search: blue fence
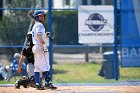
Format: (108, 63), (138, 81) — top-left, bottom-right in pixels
(120, 0), (140, 67)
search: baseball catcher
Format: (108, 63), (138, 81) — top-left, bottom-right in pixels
(16, 31), (36, 88)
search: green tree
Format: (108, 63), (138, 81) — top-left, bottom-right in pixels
(52, 10), (79, 45)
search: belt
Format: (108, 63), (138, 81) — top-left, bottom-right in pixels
(33, 44), (41, 46)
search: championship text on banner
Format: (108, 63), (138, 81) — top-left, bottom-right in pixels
(78, 6), (114, 44)
(121, 0), (140, 67)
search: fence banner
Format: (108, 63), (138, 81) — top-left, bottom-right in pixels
(121, 0), (140, 67)
(78, 5), (114, 44)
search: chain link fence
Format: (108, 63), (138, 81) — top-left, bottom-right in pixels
(0, 0), (139, 83)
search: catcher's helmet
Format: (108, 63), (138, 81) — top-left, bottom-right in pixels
(33, 10), (45, 21)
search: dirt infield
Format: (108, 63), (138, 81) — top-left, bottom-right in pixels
(0, 86), (140, 93)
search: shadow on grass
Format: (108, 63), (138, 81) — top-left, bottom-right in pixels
(53, 69), (68, 74)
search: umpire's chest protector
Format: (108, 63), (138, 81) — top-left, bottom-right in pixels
(27, 33), (33, 45)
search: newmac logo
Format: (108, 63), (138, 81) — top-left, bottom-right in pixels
(85, 13), (107, 32)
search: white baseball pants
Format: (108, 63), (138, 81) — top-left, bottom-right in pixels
(32, 45), (50, 72)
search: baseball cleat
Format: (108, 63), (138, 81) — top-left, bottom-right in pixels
(36, 84), (45, 90)
(45, 83), (57, 90)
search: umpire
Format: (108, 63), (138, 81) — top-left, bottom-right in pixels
(16, 31), (35, 88)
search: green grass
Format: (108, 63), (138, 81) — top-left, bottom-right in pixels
(0, 76), (21, 84)
(120, 67), (140, 80)
(53, 63), (140, 83)
(0, 63), (140, 84)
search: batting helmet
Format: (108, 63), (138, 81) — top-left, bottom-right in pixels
(33, 10), (45, 21)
